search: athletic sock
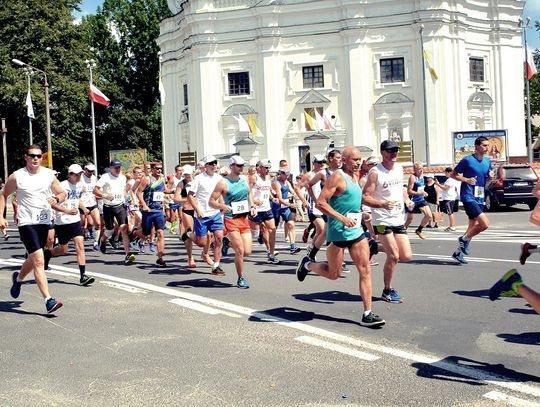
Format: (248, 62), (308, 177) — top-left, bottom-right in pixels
(416, 225), (424, 232)
(310, 246), (320, 259)
(363, 310), (372, 317)
(461, 235), (470, 241)
(529, 244), (539, 252)
(79, 265), (86, 279)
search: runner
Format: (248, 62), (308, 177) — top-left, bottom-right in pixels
(48, 164), (95, 286)
(93, 159), (136, 265)
(518, 178), (540, 264)
(272, 168), (301, 254)
(182, 155), (225, 275)
(209, 155), (256, 288)
(449, 136), (491, 264)
(81, 163), (101, 251)
(295, 146), (385, 327)
(303, 154), (328, 261)
(435, 167), (460, 232)
(135, 162), (174, 266)
(248, 159), (280, 264)
(0, 144), (64, 313)
(174, 164), (197, 268)
(362, 139), (414, 304)
(404, 162), (432, 239)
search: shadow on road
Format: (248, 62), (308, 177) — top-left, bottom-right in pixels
(412, 355), (540, 385)
(0, 300), (55, 318)
(408, 259), (463, 266)
(248, 306), (361, 327)
(497, 332), (540, 345)
(293, 290), (380, 304)
(452, 289), (490, 299)
(167, 278), (234, 289)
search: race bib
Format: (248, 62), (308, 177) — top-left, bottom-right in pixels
(65, 199), (78, 210)
(33, 209), (50, 223)
(260, 191), (270, 203)
(345, 212), (362, 228)
(417, 186), (424, 195)
(392, 201), (404, 215)
(232, 200), (249, 215)
(474, 186), (484, 198)
(153, 191), (164, 202)
(113, 193), (123, 201)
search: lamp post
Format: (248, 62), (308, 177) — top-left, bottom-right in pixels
(519, 17), (533, 162)
(420, 25), (430, 166)
(11, 58), (52, 168)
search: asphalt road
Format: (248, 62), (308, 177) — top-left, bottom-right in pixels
(1, 206), (539, 406)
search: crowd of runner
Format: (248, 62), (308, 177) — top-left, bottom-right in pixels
(0, 139), (539, 324)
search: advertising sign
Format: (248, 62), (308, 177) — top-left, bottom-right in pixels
(452, 130), (507, 164)
(109, 149), (147, 172)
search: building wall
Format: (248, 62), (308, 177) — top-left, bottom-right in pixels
(158, 0), (526, 172)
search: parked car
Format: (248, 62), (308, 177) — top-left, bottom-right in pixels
(484, 164), (538, 211)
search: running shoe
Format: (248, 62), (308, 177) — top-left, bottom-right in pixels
(360, 311), (386, 328)
(79, 275), (95, 286)
(296, 256), (311, 282)
(257, 233), (264, 245)
(302, 228), (309, 243)
(237, 276), (250, 289)
(458, 236), (470, 255)
(211, 265), (225, 276)
(149, 243), (157, 253)
(4, 234), (10, 241)
(99, 240), (107, 254)
(290, 244), (301, 254)
(489, 269), (523, 300)
(93, 242), (101, 252)
(109, 238), (119, 250)
(415, 229), (425, 240)
(519, 242), (534, 265)
(130, 240), (138, 252)
(369, 259), (379, 266)
(124, 252), (136, 264)
(222, 237), (230, 256)
(452, 251), (468, 265)
(46, 297), (63, 313)
(138, 240), (146, 254)
(267, 254), (280, 264)
(381, 288), (402, 303)
(156, 258), (167, 267)
(341, 262), (350, 273)
(444, 227), (456, 232)
(10, 272), (22, 298)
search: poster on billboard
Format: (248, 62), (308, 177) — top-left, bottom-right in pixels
(452, 130), (507, 164)
(109, 149), (147, 172)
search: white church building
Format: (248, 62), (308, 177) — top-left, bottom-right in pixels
(158, 0), (527, 172)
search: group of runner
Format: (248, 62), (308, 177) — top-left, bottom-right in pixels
(1, 139), (539, 323)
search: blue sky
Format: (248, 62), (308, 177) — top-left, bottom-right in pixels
(75, 0), (540, 50)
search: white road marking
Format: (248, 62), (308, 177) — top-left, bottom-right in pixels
(2, 257), (540, 400)
(483, 391), (540, 407)
(169, 298), (241, 318)
(101, 281), (149, 294)
(295, 336), (379, 361)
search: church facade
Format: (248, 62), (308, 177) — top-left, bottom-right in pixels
(158, 0), (526, 172)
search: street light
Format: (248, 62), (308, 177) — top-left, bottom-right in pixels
(11, 58), (52, 168)
(519, 17), (533, 162)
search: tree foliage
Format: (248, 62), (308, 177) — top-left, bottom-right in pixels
(0, 0), (170, 176)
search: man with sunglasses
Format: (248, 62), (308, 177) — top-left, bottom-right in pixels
(272, 168), (301, 254)
(0, 144), (65, 313)
(182, 155), (225, 275)
(135, 162), (174, 266)
(449, 136), (492, 264)
(209, 155), (256, 288)
(81, 163), (101, 251)
(362, 140), (414, 304)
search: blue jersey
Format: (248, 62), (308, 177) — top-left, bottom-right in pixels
(411, 176), (426, 204)
(142, 176), (166, 211)
(454, 154), (491, 204)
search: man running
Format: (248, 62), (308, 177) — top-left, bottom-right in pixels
(272, 168), (301, 254)
(303, 154), (328, 261)
(81, 163), (101, 251)
(450, 136), (491, 264)
(295, 146), (385, 328)
(209, 156), (256, 288)
(174, 165), (197, 268)
(182, 155), (225, 275)
(0, 144), (64, 313)
(362, 140), (414, 304)
(404, 162), (432, 239)
(48, 164), (95, 286)
(93, 159), (136, 265)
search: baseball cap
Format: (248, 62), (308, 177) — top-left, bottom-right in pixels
(84, 163), (96, 171)
(278, 167), (290, 175)
(68, 164), (84, 174)
(312, 154), (326, 163)
(425, 173), (434, 178)
(203, 155), (217, 165)
(182, 164), (194, 175)
(257, 159), (272, 168)
(229, 155), (246, 165)
(110, 159), (122, 167)
(380, 139), (400, 151)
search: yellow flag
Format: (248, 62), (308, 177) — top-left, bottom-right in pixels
(304, 111), (318, 131)
(423, 50), (439, 81)
(248, 115), (258, 134)
(42, 151), (53, 169)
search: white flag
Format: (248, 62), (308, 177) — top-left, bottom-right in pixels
(25, 88), (35, 119)
(159, 75), (166, 105)
(234, 114), (250, 132)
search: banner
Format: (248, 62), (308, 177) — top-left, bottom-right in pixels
(452, 130), (507, 164)
(109, 149), (147, 172)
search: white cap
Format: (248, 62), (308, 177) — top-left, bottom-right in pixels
(203, 155), (217, 165)
(257, 159), (271, 168)
(312, 154), (326, 162)
(425, 173), (435, 178)
(182, 164), (194, 175)
(68, 164), (84, 174)
(84, 163), (96, 171)
(229, 155), (246, 165)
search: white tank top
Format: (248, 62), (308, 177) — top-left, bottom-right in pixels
(309, 170), (324, 216)
(253, 174), (271, 212)
(81, 173), (97, 207)
(370, 163), (405, 227)
(15, 167), (55, 226)
(56, 180), (83, 225)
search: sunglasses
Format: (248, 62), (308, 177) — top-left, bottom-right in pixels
(206, 161), (218, 165)
(234, 164), (245, 168)
(480, 144), (489, 147)
(383, 149), (399, 153)
(27, 154), (42, 159)
(155, 167), (163, 170)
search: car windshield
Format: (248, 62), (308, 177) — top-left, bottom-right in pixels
(501, 167), (538, 180)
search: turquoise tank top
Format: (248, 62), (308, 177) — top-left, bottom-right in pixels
(326, 174), (363, 242)
(224, 177), (249, 219)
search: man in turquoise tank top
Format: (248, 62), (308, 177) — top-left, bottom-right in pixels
(295, 146), (385, 328)
(209, 156), (256, 289)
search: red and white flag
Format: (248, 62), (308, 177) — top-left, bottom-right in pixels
(526, 49), (537, 81)
(89, 84), (110, 106)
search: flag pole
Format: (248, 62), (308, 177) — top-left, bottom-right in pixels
(158, 52), (167, 172)
(522, 17), (533, 162)
(86, 59), (98, 169)
(420, 24), (430, 166)
(26, 71), (33, 145)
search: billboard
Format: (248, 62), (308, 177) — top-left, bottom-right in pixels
(109, 149), (147, 172)
(452, 130), (507, 164)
